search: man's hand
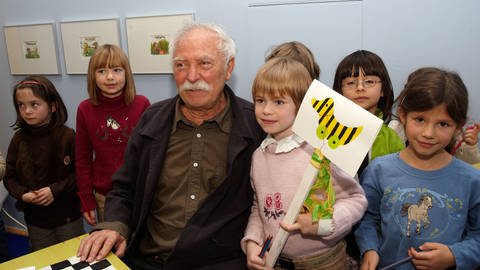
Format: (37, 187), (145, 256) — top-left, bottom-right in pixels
(77, 229), (126, 262)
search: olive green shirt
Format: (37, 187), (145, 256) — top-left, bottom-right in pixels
(139, 96), (232, 262)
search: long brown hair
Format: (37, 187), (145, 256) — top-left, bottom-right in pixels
(87, 44), (136, 105)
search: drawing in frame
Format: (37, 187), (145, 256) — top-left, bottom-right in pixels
(60, 19), (120, 74)
(3, 23), (60, 75)
(125, 13), (194, 73)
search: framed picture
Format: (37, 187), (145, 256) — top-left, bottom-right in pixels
(125, 13), (194, 73)
(60, 19), (120, 74)
(3, 23), (60, 75)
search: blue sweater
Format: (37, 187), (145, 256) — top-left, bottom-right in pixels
(355, 153), (480, 269)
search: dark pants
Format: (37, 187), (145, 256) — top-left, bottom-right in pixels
(0, 217), (10, 262)
(124, 251), (248, 270)
(123, 253), (164, 270)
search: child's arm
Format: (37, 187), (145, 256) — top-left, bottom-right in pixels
(75, 107), (97, 213)
(455, 122), (480, 164)
(326, 163), (367, 238)
(354, 167), (383, 265)
(242, 189), (273, 270)
(245, 240), (274, 270)
(463, 122), (480, 146)
(360, 250), (380, 270)
(408, 243), (455, 269)
(83, 211), (97, 225)
(4, 137), (30, 200)
(0, 150), (5, 179)
(427, 172), (480, 269)
(21, 191), (35, 204)
(279, 212), (333, 236)
(48, 128), (77, 199)
(279, 163), (367, 238)
(241, 190), (265, 250)
(30, 187), (54, 206)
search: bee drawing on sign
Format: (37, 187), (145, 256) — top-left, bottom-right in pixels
(311, 97), (363, 149)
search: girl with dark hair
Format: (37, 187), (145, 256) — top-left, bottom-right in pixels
(5, 76), (84, 251)
(355, 67), (480, 270)
(333, 50), (404, 176)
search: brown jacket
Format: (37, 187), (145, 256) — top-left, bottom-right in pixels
(4, 125), (81, 228)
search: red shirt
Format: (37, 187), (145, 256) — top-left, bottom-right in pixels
(75, 93), (150, 211)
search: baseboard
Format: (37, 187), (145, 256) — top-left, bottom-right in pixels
(5, 226), (28, 237)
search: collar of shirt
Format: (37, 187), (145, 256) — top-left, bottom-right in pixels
(171, 93), (232, 134)
(260, 133), (305, 154)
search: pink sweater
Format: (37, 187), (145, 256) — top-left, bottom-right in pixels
(242, 140), (367, 258)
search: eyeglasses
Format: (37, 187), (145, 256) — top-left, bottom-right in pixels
(342, 79), (382, 89)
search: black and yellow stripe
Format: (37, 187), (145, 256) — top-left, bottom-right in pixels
(311, 97), (363, 149)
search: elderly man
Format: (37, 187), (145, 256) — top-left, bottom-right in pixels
(77, 22), (264, 269)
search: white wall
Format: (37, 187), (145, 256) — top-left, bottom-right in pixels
(0, 0), (479, 230)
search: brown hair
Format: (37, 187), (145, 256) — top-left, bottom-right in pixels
(265, 41), (320, 80)
(87, 44), (136, 105)
(12, 75), (68, 129)
(395, 67), (468, 127)
(333, 50), (394, 122)
(252, 57), (312, 112)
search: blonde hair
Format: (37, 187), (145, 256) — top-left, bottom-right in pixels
(252, 57), (312, 111)
(265, 41), (320, 80)
(87, 44), (136, 105)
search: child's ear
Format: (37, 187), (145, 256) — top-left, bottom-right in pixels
(398, 108), (406, 124)
(51, 103), (57, 113)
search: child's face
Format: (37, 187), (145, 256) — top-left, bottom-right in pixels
(341, 68), (383, 115)
(15, 88), (55, 127)
(95, 66), (126, 98)
(400, 103), (458, 162)
(254, 92), (297, 140)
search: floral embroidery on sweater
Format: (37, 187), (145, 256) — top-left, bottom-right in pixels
(263, 192), (285, 220)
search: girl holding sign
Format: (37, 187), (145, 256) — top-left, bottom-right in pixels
(241, 57), (367, 270)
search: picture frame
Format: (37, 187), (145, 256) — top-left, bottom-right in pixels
(125, 13), (194, 74)
(3, 23), (60, 75)
(60, 19), (120, 74)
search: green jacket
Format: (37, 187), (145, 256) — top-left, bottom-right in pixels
(370, 123), (405, 161)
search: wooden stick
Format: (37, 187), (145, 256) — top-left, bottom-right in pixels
(265, 163), (318, 267)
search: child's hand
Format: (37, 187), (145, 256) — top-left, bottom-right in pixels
(360, 250), (379, 270)
(21, 191), (36, 204)
(463, 122), (480, 146)
(280, 213), (333, 236)
(408, 242), (455, 270)
(31, 187), (54, 206)
(83, 210), (97, 225)
(245, 240), (273, 270)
